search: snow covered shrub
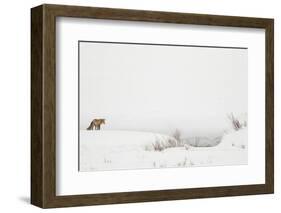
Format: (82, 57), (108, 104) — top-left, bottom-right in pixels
(152, 140), (165, 151)
(173, 129), (185, 147)
(228, 113), (247, 131)
(173, 129), (181, 142)
(149, 135), (184, 152)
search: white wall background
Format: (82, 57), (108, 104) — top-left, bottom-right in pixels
(0, 0), (279, 212)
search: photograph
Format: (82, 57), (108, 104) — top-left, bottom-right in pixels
(30, 4), (274, 208)
(78, 41), (248, 172)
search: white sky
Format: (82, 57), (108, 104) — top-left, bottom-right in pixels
(79, 42), (247, 137)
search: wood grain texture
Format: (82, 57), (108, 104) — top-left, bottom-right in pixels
(265, 20), (274, 193)
(31, 5), (43, 207)
(31, 4), (274, 208)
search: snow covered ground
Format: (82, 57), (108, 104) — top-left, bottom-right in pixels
(79, 129), (247, 172)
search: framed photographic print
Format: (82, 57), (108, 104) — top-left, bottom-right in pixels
(31, 4), (274, 208)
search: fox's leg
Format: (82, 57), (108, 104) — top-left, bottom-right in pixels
(97, 125), (100, 130)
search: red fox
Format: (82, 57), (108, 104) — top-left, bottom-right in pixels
(87, 119), (106, 130)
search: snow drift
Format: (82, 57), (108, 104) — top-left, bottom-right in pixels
(79, 129), (247, 172)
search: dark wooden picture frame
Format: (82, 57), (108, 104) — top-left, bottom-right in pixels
(31, 4), (274, 208)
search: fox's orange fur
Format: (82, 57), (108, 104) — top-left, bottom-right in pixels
(87, 119), (106, 130)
